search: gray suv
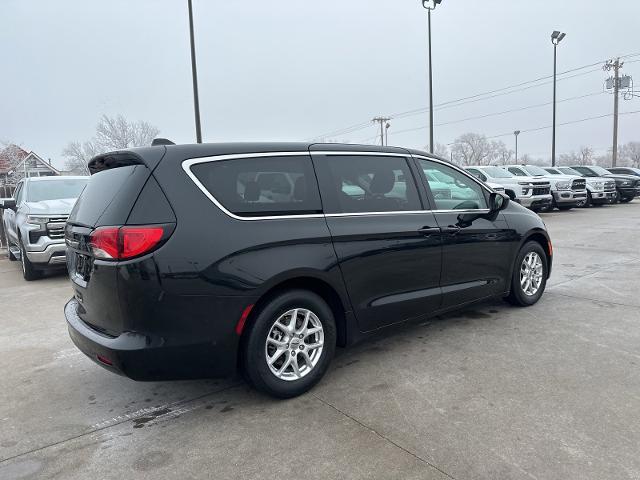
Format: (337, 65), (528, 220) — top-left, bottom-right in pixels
(0, 176), (88, 280)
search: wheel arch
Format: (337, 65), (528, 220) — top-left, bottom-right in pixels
(240, 275), (352, 350)
(520, 229), (553, 277)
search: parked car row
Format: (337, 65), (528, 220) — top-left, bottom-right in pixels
(465, 164), (639, 212)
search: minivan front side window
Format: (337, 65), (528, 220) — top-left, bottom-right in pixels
(419, 160), (488, 210)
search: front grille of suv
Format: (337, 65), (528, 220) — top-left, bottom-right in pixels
(533, 187), (550, 195)
(571, 179), (586, 190)
(46, 217), (68, 239)
(531, 182), (551, 196)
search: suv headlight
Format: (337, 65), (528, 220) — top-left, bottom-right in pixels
(26, 215), (50, 226)
(591, 181), (604, 190)
(620, 181), (631, 186)
(555, 181), (571, 190)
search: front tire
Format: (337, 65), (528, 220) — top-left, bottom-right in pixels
(506, 241), (548, 307)
(19, 243), (41, 281)
(242, 290), (336, 398)
(585, 192), (593, 207)
(4, 230), (17, 261)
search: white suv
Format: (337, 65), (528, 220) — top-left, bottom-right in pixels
(464, 165), (552, 212)
(504, 164), (587, 210)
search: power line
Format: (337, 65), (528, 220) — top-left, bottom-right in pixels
(388, 91), (605, 137)
(441, 110), (640, 145)
(308, 56), (627, 140)
(391, 67), (603, 121)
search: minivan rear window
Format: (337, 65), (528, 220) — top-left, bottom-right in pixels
(190, 155), (322, 217)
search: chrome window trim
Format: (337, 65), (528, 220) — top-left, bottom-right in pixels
(182, 151), (494, 221)
(182, 151), (325, 221)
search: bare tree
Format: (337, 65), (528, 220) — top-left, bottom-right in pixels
(558, 146), (594, 166)
(433, 142), (450, 160)
(63, 114), (159, 174)
(450, 133), (495, 166)
(620, 141), (640, 167)
(0, 141), (29, 184)
(492, 140), (514, 165)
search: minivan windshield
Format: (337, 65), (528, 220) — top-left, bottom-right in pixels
(27, 179), (88, 202)
(482, 166), (514, 178)
(524, 165), (549, 176)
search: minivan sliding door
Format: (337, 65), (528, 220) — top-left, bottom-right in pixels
(311, 151), (443, 333)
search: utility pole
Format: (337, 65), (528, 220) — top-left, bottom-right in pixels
(372, 117), (391, 146)
(550, 31), (566, 167)
(604, 58), (623, 167)
(421, 0), (444, 153)
(188, 0), (202, 143)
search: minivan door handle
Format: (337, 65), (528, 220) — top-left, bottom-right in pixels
(418, 226), (441, 237)
(440, 226), (461, 235)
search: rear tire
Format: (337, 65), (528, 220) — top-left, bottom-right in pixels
(242, 290), (336, 398)
(19, 242), (41, 281)
(506, 241), (548, 307)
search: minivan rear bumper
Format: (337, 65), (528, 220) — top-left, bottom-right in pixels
(65, 298), (238, 380)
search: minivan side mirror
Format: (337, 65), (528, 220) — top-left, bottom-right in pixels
(489, 192), (509, 213)
(0, 198), (16, 210)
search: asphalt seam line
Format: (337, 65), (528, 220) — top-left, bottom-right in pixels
(312, 393), (457, 480)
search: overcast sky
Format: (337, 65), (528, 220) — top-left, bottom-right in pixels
(2, 0), (639, 169)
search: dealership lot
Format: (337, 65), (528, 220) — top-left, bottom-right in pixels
(1, 204), (639, 480)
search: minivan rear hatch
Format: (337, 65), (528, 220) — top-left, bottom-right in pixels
(65, 149), (174, 337)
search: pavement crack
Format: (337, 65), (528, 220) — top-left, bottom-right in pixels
(0, 382), (242, 465)
(311, 393), (457, 480)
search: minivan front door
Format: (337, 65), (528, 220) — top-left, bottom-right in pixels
(415, 157), (517, 308)
(311, 151), (443, 332)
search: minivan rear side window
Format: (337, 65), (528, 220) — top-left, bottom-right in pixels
(190, 155), (322, 217)
(313, 155), (422, 214)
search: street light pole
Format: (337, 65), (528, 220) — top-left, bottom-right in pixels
(422, 0), (443, 154)
(514, 130), (521, 163)
(385, 122), (391, 146)
(550, 30), (566, 167)
(188, 0), (203, 144)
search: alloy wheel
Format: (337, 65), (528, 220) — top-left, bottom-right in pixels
(520, 252), (543, 296)
(265, 308), (324, 381)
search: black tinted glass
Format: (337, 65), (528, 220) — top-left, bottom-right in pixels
(315, 155), (421, 214)
(191, 155), (322, 216)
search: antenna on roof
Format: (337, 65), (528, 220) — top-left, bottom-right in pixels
(151, 138), (175, 146)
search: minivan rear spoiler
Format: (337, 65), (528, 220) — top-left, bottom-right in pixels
(88, 152), (145, 175)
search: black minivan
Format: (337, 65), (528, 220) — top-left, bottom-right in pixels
(64, 143), (552, 398)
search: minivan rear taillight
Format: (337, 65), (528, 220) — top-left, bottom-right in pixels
(89, 225), (168, 260)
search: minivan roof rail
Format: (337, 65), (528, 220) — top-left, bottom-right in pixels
(152, 138), (175, 146)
